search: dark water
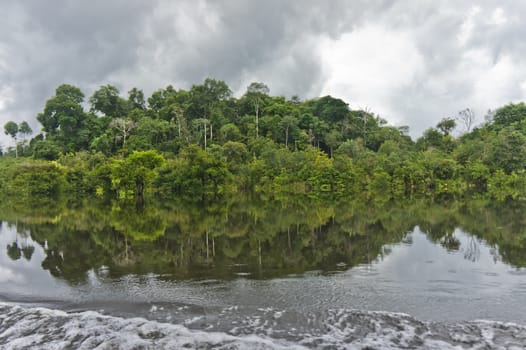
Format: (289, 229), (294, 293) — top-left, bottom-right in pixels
(1, 197), (526, 349)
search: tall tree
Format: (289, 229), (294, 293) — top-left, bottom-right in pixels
(456, 108), (475, 133)
(279, 115), (299, 148)
(18, 121), (32, 140)
(128, 87), (146, 110)
(436, 117), (456, 136)
(37, 85), (84, 135)
(4, 121), (19, 158)
(188, 79), (232, 142)
(17, 121), (33, 157)
(36, 84), (88, 152)
(310, 95), (349, 124)
(110, 118), (136, 148)
(245, 82), (269, 138)
(492, 102), (526, 128)
(110, 150), (165, 198)
(89, 85), (128, 118)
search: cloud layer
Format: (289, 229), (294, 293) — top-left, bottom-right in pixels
(1, 0), (526, 144)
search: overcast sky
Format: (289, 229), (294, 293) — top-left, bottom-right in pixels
(1, 0), (526, 146)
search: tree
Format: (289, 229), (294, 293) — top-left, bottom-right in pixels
(110, 118), (136, 148)
(436, 117), (456, 136)
(110, 150), (165, 198)
(324, 129), (342, 157)
(188, 78), (232, 137)
(7, 242), (22, 260)
(18, 121), (32, 139)
(492, 103), (526, 128)
(170, 103), (189, 142)
(219, 123), (242, 142)
(245, 82), (270, 138)
(456, 108), (475, 133)
(351, 110), (377, 148)
(128, 87), (146, 110)
(167, 144), (228, 195)
(193, 118), (211, 150)
(89, 85), (128, 118)
(127, 117), (171, 151)
(4, 121), (19, 157)
(279, 115), (299, 148)
(36, 84), (88, 152)
(32, 139), (61, 160)
(222, 141), (248, 173)
(490, 128), (526, 173)
(37, 85), (84, 135)
(17, 121), (32, 156)
(310, 95), (349, 124)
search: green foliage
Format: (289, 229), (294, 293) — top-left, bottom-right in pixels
(159, 145), (228, 197)
(58, 151), (107, 194)
(436, 117), (456, 136)
(492, 102), (526, 128)
(3, 79), (526, 201)
(89, 84), (129, 118)
(4, 121), (19, 139)
(2, 160), (66, 197)
(36, 84), (89, 152)
(489, 127), (526, 173)
(32, 139), (62, 160)
(110, 150), (165, 198)
(7, 195), (526, 282)
(310, 95), (349, 124)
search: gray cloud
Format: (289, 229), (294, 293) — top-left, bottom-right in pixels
(0, 0), (155, 139)
(2, 0), (526, 145)
(379, 1), (526, 134)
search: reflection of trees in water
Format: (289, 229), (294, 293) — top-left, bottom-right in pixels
(5, 221), (35, 262)
(6, 242), (22, 261)
(441, 234), (460, 251)
(1, 197), (414, 282)
(2, 197), (526, 282)
(464, 236), (480, 262)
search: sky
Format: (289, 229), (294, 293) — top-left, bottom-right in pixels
(1, 0), (526, 147)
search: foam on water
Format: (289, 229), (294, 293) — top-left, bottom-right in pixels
(1, 303), (525, 349)
(0, 303), (300, 350)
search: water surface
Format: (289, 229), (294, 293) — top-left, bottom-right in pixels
(1, 197), (525, 349)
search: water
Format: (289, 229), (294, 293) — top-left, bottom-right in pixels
(1, 198), (526, 349)
(2, 303), (526, 349)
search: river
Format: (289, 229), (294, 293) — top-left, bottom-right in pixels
(0, 197), (525, 349)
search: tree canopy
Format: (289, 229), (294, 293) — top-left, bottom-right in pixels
(2, 79), (526, 202)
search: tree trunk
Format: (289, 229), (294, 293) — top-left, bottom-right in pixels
(287, 227), (291, 250)
(206, 230), (209, 260)
(136, 180), (144, 198)
(204, 121), (207, 150)
(255, 102), (259, 138)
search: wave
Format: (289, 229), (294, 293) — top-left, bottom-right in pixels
(1, 303), (525, 349)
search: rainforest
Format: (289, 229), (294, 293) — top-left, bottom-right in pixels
(2, 79), (526, 202)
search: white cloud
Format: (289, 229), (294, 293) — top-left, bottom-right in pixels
(491, 7), (507, 26)
(520, 80), (526, 98)
(320, 25), (425, 125)
(457, 6), (481, 46)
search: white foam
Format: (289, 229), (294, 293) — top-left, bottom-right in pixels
(0, 303), (306, 349)
(1, 303), (526, 349)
